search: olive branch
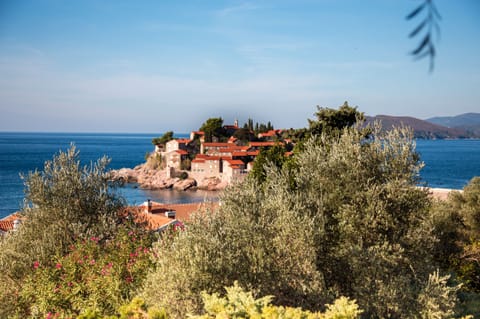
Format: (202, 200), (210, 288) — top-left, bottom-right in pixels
(407, 0), (441, 72)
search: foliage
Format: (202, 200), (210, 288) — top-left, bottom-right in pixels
(117, 297), (167, 319)
(428, 177), (480, 316)
(189, 283), (362, 319)
(16, 227), (155, 318)
(199, 118), (225, 142)
(75, 297), (167, 319)
(233, 128), (256, 144)
(308, 101), (364, 137)
(181, 158), (192, 171)
(249, 144), (288, 184)
(406, 0), (441, 72)
(141, 125), (461, 318)
(152, 131), (174, 146)
(243, 118), (274, 135)
(432, 177), (480, 293)
(0, 145), (126, 317)
(145, 153), (163, 170)
(417, 271), (459, 319)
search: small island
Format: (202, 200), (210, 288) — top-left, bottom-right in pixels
(111, 117), (294, 191)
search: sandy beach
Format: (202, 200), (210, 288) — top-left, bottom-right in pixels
(426, 187), (461, 201)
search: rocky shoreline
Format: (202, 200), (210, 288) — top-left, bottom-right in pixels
(111, 164), (461, 199)
(110, 163), (227, 191)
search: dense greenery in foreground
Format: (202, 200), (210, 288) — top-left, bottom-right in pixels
(0, 106), (479, 318)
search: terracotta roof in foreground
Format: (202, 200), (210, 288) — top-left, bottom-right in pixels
(0, 220), (14, 232)
(130, 201), (219, 230)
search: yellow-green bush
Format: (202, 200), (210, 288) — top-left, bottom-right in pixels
(189, 283), (362, 319)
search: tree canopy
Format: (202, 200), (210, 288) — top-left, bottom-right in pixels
(199, 117), (225, 142)
(152, 131), (174, 146)
(308, 101), (364, 137)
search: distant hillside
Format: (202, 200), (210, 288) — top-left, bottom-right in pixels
(366, 115), (473, 139)
(426, 113), (480, 137)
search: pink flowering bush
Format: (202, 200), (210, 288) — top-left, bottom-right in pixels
(17, 226), (155, 318)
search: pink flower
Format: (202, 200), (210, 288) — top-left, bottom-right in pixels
(46, 312), (53, 319)
(107, 262), (113, 268)
(33, 261), (40, 269)
(90, 259), (96, 265)
(125, 276), (133, 283)
(67, 282), (73, 287)
(55, 263), (62, 269)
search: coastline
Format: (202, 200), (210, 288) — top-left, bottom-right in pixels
(111, 162), (461, 201)
(110, 163), (227, 192)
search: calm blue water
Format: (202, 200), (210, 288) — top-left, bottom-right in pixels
(0, 133), (479, 218)
(415, 139), (480, 189)
(0, 132), (217, 218)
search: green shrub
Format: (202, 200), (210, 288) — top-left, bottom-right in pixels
(142, 126), (459, 318)
(145, 153), (163, 170)
(189, 283), (362, 319)
(152, 131), (174, 146)
(118, 297), (167, 319)
(0, 145), (127, 317)
(180, 159), (191, 171)
(16, 227), (155, 318)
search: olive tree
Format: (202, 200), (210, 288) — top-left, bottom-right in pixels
(142, 126), (460, 318)
(0, 145), (126, 315)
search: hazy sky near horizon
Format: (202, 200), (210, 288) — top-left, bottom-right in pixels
(1, 0), (479, 133)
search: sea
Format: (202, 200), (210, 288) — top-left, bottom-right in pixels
(0, 132), (479, 219)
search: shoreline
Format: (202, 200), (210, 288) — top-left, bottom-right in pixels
(422, 187), (461, 201)
(110, 164), (228, 192)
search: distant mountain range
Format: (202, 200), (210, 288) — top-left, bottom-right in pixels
(427, 113), (480, 137)
(365, 113), (480, 139)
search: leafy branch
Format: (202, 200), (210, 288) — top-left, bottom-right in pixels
(406, 0), (441, 72)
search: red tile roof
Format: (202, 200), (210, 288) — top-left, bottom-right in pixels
(232, 152), (249, 157)
(203, 142), (231, 148)
(225, 159), (245, 166)
(176, 138), (192, 144)
(249, 141), (278, 147)
(1, 212), (23, 222)
(191, 131), (205, 135)
(175, 149), (188, 155)
(0, 213), (24, 232)
(131, 202), (219, 230)
(0, 220), (14, 232)
(193, 154), (225, 162)
(258, 130), (276, 137)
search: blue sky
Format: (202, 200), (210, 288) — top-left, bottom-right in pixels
(0, 0), (479, 133)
